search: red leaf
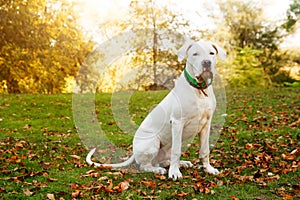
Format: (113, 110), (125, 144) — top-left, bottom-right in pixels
(281, 193), (294, 199)
(71, 190), (81, 198)
(115, 180), (130, 192)
(229, 195), (239, 200)
(245, 143), (253, 149)
(141, 181), (156, 189)
(293, 185), (300, 194)
(154, 173), (166, 180)
(175, 191), (188, 197)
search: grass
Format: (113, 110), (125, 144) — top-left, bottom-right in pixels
(0, 88), (299, 199)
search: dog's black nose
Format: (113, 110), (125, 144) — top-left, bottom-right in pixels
(202, 60), (211, 71)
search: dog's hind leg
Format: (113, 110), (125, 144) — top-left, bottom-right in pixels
(133, 136), (167, 174)
(137, 152), (167, 174)
(140, 164), (167, 174)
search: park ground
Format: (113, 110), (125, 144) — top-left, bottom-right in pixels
(0, 88), (299, 199)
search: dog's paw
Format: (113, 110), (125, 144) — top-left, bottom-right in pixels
(180, 160), (193, 168)
(168, 165), (182, 181)
(204, 164), (219, 175)
(154, 167), (167, 175)
(142, 166), (167, 175)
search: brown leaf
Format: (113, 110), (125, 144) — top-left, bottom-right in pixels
(290, 148), (299, 155)
(141, 181), (156, 189)
(293, 185), (300, 194)
(281, 193), (294, 199)
(229, 195), (239, 200)
(245, 143), (254, 149)
(201, 187), (210, 194)
(23, 189), (34, 196)
(15, 140), (27, 148)
(115, 180), (130, 192)
(105, 179), (114, 193)
(0, 187), (6, 193)
(265, 142), (278, 151)
(175, 191), (188, 197)
(154, 173), (166, 180)
(83, 170), (99, 178)
(71, 190), (81, 198)
(70, 155), (81, 160)
(39, 161), (51, 170)
(85, 169), (96, 174)
(70, 184), (78, 189)
(98, 176), (109, 181)
(23, 124), (31, 130)
(47, 193), (55, 200)
(281, 154), (295, 161)
(47, 178), (58, 182)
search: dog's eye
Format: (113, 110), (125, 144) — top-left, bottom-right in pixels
(210, 52), (215, 55)
(193, 53), (199, 56)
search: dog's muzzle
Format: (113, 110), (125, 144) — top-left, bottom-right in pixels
(196, 60), (213, 87)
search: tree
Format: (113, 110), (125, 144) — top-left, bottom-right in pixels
(0, 0), (93, 93)
(217, 0), (297, 87)
(91, 0), (195, 92)
(284, 0), (300, 33)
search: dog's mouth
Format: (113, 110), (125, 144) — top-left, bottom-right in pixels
(196, 70), (213, 88)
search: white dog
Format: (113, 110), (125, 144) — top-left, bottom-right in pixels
(86, 40), (226, 180)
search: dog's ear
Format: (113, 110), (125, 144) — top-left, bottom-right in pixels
(212, 43), (226, 61)
(177, 40), (194, 62)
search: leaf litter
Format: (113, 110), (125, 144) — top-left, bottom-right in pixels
(0, 89), (299, 199)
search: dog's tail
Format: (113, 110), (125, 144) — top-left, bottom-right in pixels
(86, 148), (135, 168)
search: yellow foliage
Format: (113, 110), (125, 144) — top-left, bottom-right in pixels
(0, 80), (8, 94)
(62, 76), (76, 93)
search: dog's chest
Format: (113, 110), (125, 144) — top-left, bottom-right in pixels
(182, 98), (213, 140)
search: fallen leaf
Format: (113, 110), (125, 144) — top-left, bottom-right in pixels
(23, 189), (34, 196)
(39, 161), (51, 170)
(70, 155), (81, 160)
(105, 179), (114, 193)
(245, 143), (253, 149)
(175, 191), (188, 197)
(98, 176), (109, 181)
(290, 149), (299, 155)
(71, 190), (81, 198)
(154, 173), (166, 180)
(115, 180), (130, 192)
(47, 193), (55, 200)
(229, 195), (239, 200)
(141, 181), (156, 189)
(293, 185), (300, 194)
(281, 193), (294, 199)
(281, 154), (295, 161)
(47, 178), (58, 182)
(0, 187), (6, 193)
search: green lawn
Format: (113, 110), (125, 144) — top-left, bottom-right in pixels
(0, 88), (299, 199)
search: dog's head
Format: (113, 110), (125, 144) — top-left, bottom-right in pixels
(177, 40), (226, 87)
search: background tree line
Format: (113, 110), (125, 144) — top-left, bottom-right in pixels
(0, 0), (93, 93)
(0, 0), (299, 93)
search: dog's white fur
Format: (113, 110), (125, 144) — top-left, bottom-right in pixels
(86, 40), (226, 180)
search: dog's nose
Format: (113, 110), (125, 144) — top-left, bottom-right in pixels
(202, 60), (211, 71)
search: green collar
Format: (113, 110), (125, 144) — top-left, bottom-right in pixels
(184, 68), (213, 96)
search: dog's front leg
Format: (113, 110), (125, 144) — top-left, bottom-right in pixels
(169, 118), (184, 181)
(199, 118), (219, 175)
